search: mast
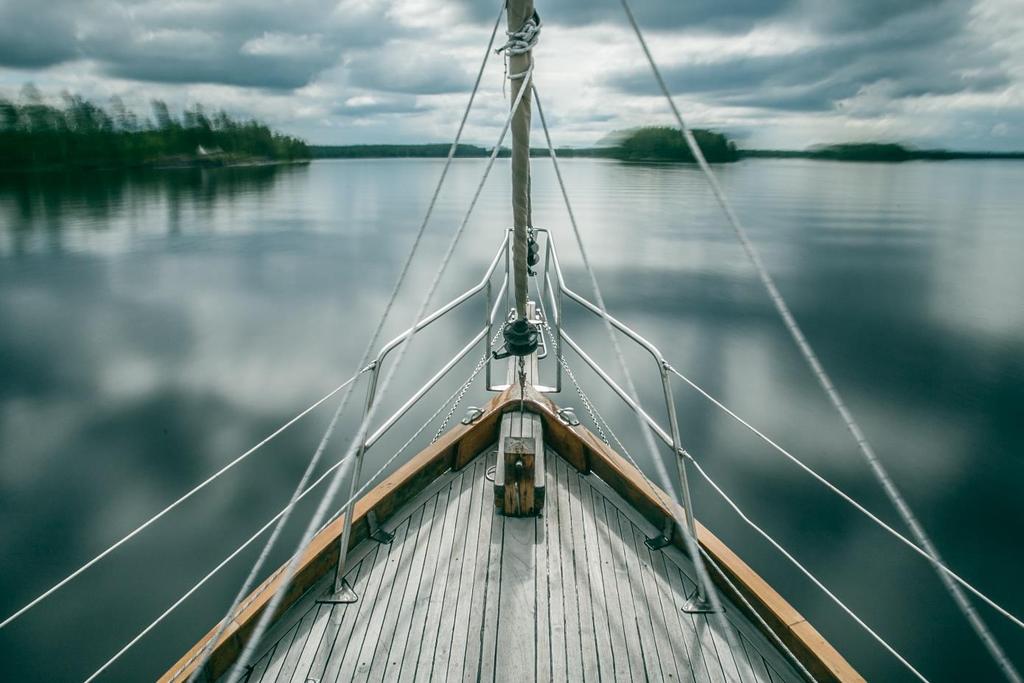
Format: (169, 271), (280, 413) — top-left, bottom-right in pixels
(506, 0), (536, 321)
(492, 0), (541, 367)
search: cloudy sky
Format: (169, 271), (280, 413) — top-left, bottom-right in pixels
(1, 0), (1022, 150)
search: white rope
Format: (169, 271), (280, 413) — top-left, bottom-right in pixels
(186, 5), (510, 679)
(89, 355), (484, 683)
(666, 363), (1024, 631)
(532, 84), (742, 659)
(616, 2), (1021, 680)
(682, 449), (930, 682)
(496, 8), (541, 81)
(496, 11), (541, 57)
(0, 367), (367, 633)
(225, 65), (536, 683)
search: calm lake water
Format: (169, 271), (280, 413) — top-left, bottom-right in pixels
(1, 157), (1022, 681)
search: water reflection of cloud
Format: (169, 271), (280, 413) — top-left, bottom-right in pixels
(1, 158), (1023, 680)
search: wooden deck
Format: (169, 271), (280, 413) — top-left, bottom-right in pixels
(230, 449), (802, 683)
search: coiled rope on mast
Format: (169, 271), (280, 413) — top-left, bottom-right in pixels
(502, 0), (539, 321)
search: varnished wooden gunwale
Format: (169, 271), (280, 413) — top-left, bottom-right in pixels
(162, 384), (860, 682)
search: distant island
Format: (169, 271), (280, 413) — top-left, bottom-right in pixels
(313, 129), (1023, 164)
(4, 91), (1021, 173)
(312, 127), (740, 163)
(744, 143), (1024, 162)
(0, 91), (310, 172)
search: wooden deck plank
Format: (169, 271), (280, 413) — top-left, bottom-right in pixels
(577, 465), (617, 681)
(428, 460), (477, 678)
(625, 518), (687, 683)
(603, 494), (650, 680)
(615, 506), (668, 681)
(494, 515), (537, 682)
(260, 622), (299, 683)
(302, 556), (367, 682)
(650, 542), (710, 683)
(719, 623), (759, 683)
(544, 458), (568, 680)
(243, 643), (274, 683)
(534, 460), (551, 683)
(336, 515), (412, 681)
(411, 467), (469, 680)
(554, 459), (584, 680)
(590, 479), (636, 680)
(742, 634), (773, 683)
(319, 523), (398, 683)
(477, 462), (506, 682)
(375, 491), (439, 679)
(462, 456), (498, 681)
(444, 458), (487, 680)
(279, 603), (330, 682)
(395, 480), (456, 683)
(691, 602), (730, 683)
(566, 460), (601, 681)
(353, 505), (424, 681)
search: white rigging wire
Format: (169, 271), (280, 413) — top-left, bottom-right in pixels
(0, 367), (368, 632)
(616, 1), (1021, 679)
(545, 299), (924, 682)
(666, 362), (1024, 631)
(225, 65), (536, 683)
(86, 354), (488, 683)
(682, 449), (930, 682)
(186, 5), (510, 679)
(547, 340), (817, 683)
(547, 322), (923, 681)
(532, 84), (742, 659)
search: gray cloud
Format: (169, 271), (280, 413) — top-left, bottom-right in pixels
(457, 0), (965, 34)
(0, 0), (401, 90)
(343, 50), (474, 95)
(0, 2), (80, 68)
(609, 0), (1011, 113)
(332, 94), (423, 117)
(0, 0), (1020, 149)
(458, 0), (796, 32)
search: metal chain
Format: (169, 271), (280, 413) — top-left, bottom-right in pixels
(432, 328), (503, 443)
(538, 318), (608, 444)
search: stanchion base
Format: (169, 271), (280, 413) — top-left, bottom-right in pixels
(317, 578), (358, 605)
(644, 533), (672, 550)
(682, 591), (717, 614)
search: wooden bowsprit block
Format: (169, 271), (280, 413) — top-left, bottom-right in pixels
(503, 436), (535, 516)
(494, 411), (545, 516)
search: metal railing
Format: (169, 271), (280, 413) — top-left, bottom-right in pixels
(532, 228), (705, 604)
(329, 231), (511, 591)
(328, 227), (703, 606)
(327, 228), (704, 602)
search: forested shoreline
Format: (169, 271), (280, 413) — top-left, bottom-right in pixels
(0, 90), (309, 172)
(4, 90), (1020, 172)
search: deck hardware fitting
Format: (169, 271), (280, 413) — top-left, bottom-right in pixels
(366, 510), (394, 545)
(316, 577), (358, 605)
(645, 515), (674, 550)
(683, 589), (717, 614)
(557, 407), (580, 426)
(461, 406), (485, 425)
(485, 465), (497, 482)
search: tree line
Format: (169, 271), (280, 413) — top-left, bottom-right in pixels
(0, 87), (310, 171)
(312, 127), (741, 163)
